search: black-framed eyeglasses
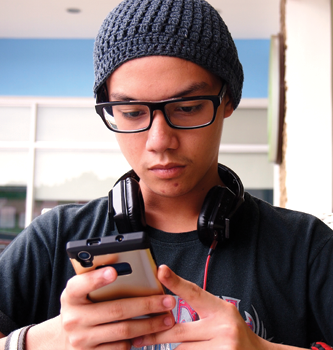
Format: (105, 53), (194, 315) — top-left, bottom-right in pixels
(95, 84), (227, 133)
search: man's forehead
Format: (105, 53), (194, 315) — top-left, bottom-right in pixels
(109, 83), (214, 102)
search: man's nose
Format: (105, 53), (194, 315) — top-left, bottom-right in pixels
(145, 110), (179, 153)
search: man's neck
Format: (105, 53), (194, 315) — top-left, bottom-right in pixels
(142, 176), (224, 233)
(144, 194), (201, 233)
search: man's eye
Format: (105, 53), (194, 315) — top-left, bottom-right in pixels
(122, 110), (144, 118)
(178, 106), (193, 112)
(114, 106), (148, 119)
(175, 103), (203, 114)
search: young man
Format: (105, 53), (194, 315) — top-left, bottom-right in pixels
(0, 0), (333, 349)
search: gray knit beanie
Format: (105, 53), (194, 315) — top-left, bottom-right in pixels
(93, 0), (244, 109)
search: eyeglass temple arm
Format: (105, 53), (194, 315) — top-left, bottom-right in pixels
(219, 84), (228, 102)
(96, 83), (109, 103)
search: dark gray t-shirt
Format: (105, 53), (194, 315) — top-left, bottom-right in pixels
(0, 193), (332, 348)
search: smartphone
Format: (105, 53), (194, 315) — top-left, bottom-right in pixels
(66, 231), (164, 302)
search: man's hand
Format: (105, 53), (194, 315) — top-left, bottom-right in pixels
(132, 265), (306, 350)
(25, 266), (176, 350)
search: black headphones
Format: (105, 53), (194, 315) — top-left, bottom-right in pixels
(108, 164), (244, 247)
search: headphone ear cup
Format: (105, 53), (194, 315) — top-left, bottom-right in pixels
(112, 177), (146, 233)
(197, 186), (236, 246)
(123, 178), (146, 232)
(197, 186), (222, 247)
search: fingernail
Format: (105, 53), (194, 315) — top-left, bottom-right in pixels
(163, 267), (171, 279)
(102, 267), (113, 281)
(164, 316), (174, 326)
(132, 336), (143, 347)
(162, 296), (174, 309)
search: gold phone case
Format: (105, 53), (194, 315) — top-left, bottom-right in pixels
(67, 232), (164, 302)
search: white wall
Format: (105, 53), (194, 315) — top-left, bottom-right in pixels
(284, 0), (332, 215)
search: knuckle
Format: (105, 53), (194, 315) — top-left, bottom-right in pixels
(141, 297), (155, 314)
(64, 327), (89, 350)
(60, 288), (70, 306)
(115, 323), (132, 339)
(146, 316), (160, 332)
(223, 300), (239, 315)
(172, 323), (187, 338)
(185, 281), (204, 301)
(107, 301), (125, 320)
(62, 279), (78, 301)
(190, 282), (202, 294)
(61, 312), (79, 333)
(146, 333), (158, 345)
(67, 333), (86, 349)
(226, 323), (242, 339)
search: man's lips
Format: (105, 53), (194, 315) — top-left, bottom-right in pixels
(148, 163), (186, 178)
(149, 163), (184, 170)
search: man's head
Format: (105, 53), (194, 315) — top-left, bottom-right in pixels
(105, 55), (233, 204)
(93, 0), (243, 205)
(93, 0), (243, 109)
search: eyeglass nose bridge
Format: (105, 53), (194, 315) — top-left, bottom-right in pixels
(147, 101), (175, 129)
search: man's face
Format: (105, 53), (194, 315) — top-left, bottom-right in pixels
(106, 56), (233, 201)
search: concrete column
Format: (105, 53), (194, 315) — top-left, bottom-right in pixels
(283, 0), (332, 215)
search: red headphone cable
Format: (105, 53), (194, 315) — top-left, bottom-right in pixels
(203, 238), (218, 291)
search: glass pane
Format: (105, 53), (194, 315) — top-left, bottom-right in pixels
(36, 106), (117, 143)
(0, 106), (31, 141)
(247, 189), (273, 204)
(218, 153), (274, 189)
(0, 186), (26, 240)
(0, 241), (10, 254)
(222, 108), (268, 145)
(0, 150), (29, 186)
(35, 149), (131, 201)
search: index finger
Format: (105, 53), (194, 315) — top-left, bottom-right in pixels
(157, 265), (224, 318)
(63, 266), (118, 305)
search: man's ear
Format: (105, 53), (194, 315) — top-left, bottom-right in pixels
(223, 96), (234, 119)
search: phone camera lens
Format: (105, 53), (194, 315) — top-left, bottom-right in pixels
(77, 251), (93, 268)
(116, 235), (124, 242)
(77, 251), (91, 261)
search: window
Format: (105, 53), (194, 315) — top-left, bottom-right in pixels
(0, 96), (273, 242)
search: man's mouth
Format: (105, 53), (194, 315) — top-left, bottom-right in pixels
(149, 163), (186, 178)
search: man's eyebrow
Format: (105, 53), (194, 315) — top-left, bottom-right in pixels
(169, 82), (210, 98)
(109, 92), (135, 101)
(109, 82), (210, 101)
